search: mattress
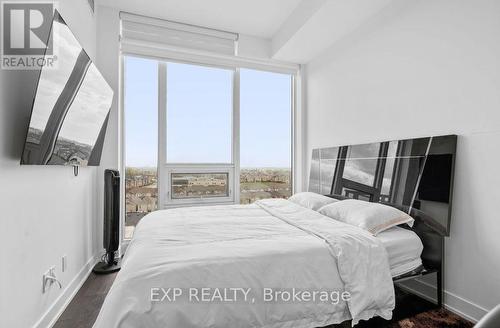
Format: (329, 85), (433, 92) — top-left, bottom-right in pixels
(377, 226), (424, 277)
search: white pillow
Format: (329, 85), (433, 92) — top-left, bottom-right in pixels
(318, 199), (414, 235)
(288, 192), (338, 211)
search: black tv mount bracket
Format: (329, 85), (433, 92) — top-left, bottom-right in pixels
(68, 158), (79, 176)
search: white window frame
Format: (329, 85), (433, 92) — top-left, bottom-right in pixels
(165, 165), (235, 206)
(120, 52), (300, 216)
(157, 61), (239, 208)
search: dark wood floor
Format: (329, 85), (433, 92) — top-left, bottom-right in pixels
(54, 272), (473, 328)
(53, 272), (117, 328)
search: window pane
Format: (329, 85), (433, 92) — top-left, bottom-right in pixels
(124, 56), (158, 239)
(171, 173), (229, 199)
(240, 69), (292, 204)
(166, 62), (232, 163)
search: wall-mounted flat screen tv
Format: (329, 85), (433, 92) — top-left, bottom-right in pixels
(21, 11), (113, 166)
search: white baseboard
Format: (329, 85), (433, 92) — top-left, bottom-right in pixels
(398, 278), (490, 323)
(33, 255), (98, 328)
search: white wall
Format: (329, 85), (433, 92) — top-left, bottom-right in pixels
(305, 0), (500, 321)
(0, 1), (103, 327)
(95, 5), (122, 254)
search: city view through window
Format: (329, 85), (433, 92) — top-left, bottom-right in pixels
(124, 57), (292, 239)
(125, 168), (291, 237)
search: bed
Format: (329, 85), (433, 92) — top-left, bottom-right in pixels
(377, 226), (423, 278)
(93, 135), (456, 328)
(93, 199), (396, 328)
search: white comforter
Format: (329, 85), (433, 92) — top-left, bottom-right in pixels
(93, 199), (394, 328)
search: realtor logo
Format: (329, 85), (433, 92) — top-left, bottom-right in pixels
(1, 1), (57, 69)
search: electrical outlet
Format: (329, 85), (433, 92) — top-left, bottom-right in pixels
(42, 266), (56, 293)
(62, 255), (67, 272)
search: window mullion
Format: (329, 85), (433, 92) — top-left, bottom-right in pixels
(158, 62), (167, 209)
(233, 68), (240, 204)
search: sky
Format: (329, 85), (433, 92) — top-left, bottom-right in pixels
(124, 56), (291, 168)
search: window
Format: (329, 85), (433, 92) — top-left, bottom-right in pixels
(171, 173), (229, 199)
(123, 56), (295, 237)
(124, 56), (159, 239)
(239, 69), (292, 204)
(166, 63), (233, 164)
(161, 62), (235, 206)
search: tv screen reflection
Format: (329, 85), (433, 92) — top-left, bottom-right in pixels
(21, 12), (113, 166)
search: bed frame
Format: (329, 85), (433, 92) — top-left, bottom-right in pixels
(309, 135), (457, 308)
(326, 193), (445, 307)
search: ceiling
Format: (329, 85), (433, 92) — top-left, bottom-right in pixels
(96, 0), (396, 64)
(96, 0), (303, 38)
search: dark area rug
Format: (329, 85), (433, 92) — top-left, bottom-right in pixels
(389, 308), (474, 328)
(327, 287), (473, 328)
